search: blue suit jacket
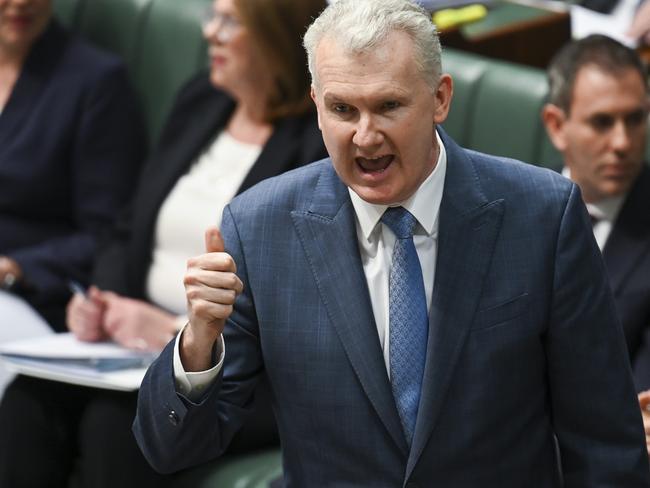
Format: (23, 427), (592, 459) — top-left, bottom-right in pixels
(135, 131), (649, 486)
(0, 21), (146, 329)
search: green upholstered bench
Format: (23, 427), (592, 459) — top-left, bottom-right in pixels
(442, 47), (563, 171)
(174, 449), (282, 488)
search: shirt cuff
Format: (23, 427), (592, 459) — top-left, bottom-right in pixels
(172, 323), (224, 403)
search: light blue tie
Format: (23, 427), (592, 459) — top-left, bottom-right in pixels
(381, 206), (428, 446)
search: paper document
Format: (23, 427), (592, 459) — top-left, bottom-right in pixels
(0, 290), (54, 397)
(571, 0), (638, 47)
(0, 289), (52, 339)
(0, 333), (155, 391)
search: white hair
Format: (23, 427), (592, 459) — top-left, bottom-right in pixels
(303, 0), (441, 91)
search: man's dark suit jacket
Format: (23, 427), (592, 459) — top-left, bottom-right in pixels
(0, 20), (146, 330)
(135, 130), (649, 486)
(603, 166), (650, 390)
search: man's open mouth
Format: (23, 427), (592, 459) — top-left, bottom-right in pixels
(356, 155), (394, 173)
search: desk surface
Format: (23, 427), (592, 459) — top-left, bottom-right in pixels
(439, 1), (571, 68)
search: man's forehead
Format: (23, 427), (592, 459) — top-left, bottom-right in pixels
(316, 37), (391, 70)
(569, 65), (648, 114)
(313, 32), (422, 93)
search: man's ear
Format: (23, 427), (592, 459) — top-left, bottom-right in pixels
(541, 103), (568, 152)
(433, 74), (453, 125)
(311, 85), (323, 131)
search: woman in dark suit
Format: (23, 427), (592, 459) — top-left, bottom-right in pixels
(0, 0), (327, 487)
(0, 0), (145, 330)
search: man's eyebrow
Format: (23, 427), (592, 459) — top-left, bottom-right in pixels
(322, 90), (408, 102)
(322, 92), (347, 103)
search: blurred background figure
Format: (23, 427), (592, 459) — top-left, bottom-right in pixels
(0, 0), (145, 395)
(542, 34), (650, 450)
(0, 0), (327, 487)
(0, 0), (145, 329)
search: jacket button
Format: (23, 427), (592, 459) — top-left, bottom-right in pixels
(168, 410), (179, 426)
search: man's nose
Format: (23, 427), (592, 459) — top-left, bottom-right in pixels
(610, 120), (632, 153)
(352, 115), (384, 148)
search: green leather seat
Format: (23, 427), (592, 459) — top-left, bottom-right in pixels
(468, 59), (549, 164)
(134, 0), (211, 143)
(443, 48), (563, 169)
(76, 0), (153, 69)
(52, 0), (83, 28)
(441, 49), (490, 148)
(174, 449), (282, 488)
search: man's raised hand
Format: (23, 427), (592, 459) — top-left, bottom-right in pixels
(181, 226), (243, 371)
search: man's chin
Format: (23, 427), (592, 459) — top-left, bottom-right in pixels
(595, 181), (634, 200)
(351, 186), (403, 206)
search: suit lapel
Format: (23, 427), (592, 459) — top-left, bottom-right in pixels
(291, 163), (409, 456)
(602, 167), (650, 295)
(406, 132), (505, 477)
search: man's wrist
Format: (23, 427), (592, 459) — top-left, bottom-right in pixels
(180, 323), (222, 372)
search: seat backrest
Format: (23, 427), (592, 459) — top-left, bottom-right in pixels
(76, 0), (153, 70)
(467, 61), (551, 165)
(134, 0), (211, 143)
(52, 0), (83, 28)
(443, 48), (562, 169)
(441, 49), (490, 149)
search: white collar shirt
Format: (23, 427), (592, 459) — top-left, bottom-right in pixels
(562, 167), (625, 250)
(348, 130), (447, 374)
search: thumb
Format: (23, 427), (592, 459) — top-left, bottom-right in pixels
(205, 226), (225, 253)
(88, 286), (107, 306)
(93, 289), (119, 308)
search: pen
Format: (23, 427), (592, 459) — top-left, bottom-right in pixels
(68, 280), (88, 298)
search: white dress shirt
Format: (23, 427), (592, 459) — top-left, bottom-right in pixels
(561, 167), (625, 250)
(174, 131), (447, 400)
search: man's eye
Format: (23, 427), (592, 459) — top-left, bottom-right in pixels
(382, 101), (400, 110)
(625, 110), (647, 127)
(590, 115), (614, 132)
(333, 104), (350, 113)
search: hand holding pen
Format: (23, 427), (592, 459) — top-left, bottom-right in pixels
(66, 281), (108, 342)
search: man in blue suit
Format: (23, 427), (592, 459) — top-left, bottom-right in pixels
(134, 0), (650, 485)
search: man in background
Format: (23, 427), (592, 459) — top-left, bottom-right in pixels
(542, 34), (650, 455)
(542, 34), (650, 390)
